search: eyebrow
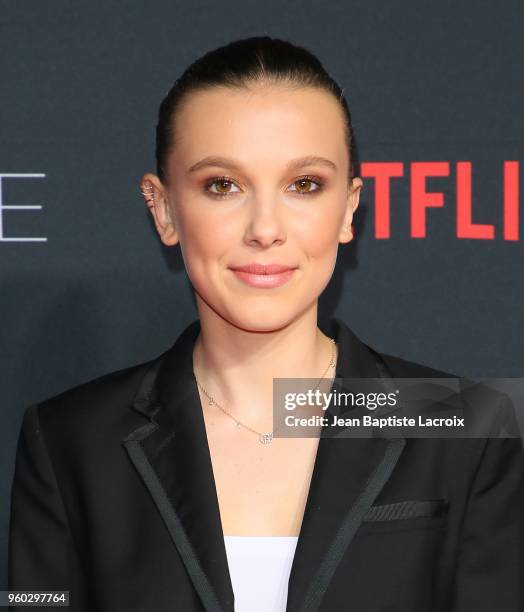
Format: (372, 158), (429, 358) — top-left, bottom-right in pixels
(187, 154), (338, 174)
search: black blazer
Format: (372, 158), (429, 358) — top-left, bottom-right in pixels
(8, 317), (524, 611)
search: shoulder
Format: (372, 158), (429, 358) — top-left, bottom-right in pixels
(25, 354), (165, 446)
(372, 346), (456, 379)
(370, 345), (521, 438)
(40, 358), (155, 412)
(370, 347), (524, 499)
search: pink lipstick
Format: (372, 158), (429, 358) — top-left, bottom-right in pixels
(229, 263), (297, 288)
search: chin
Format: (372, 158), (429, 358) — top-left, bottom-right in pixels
(223, 303), (304, 334)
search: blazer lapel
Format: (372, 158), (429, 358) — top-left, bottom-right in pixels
(285, 318), (406, 612)
(122, 320), (234, 612)
(121, 318), (406, 612)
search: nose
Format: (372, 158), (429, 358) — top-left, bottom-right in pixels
(243, 197), (287, 249)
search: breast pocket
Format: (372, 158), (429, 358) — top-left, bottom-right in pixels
(333, 499), (449, 608)
(360, 498), (448, 534)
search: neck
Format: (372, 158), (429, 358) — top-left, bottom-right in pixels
(191, 302), (337, 432)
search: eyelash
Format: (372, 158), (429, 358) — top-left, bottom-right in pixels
(203, 175), (326, 198)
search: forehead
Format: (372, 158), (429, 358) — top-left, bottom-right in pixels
(171, 84), (348, 167)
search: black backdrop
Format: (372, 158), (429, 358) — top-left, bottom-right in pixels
(1, 0), (523, 588)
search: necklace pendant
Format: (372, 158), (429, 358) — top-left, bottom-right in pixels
(259, 432), (273, 444)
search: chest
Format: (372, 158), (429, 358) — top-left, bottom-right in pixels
(204, 425), (320, 537)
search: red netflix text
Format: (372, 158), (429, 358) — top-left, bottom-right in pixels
(361, 162), (520, 241)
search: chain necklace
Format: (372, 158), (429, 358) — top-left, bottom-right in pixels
(194, 337), (337, 445)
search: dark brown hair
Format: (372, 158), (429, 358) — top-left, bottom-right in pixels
(155, 36), (358, 184)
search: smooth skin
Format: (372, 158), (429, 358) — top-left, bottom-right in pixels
(141, 82), (362, 535)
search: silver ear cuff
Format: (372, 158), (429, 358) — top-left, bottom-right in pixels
(141, 185), (155, 203)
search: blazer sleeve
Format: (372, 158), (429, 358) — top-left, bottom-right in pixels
(451, 430), (524, 611)
(8, 403), (90, 611)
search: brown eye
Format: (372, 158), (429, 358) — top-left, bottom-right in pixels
(215, 179), (233, 193)
(289, 176), (324, 195)
(205, 177), (241, 197)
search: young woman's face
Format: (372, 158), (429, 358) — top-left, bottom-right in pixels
(150, 84), (361, 331)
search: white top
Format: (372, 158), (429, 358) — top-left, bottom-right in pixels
(224, 536), (299, 612)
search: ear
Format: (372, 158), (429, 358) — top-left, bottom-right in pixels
(339, 176), (362, 244)
(140, 173), (179, 246)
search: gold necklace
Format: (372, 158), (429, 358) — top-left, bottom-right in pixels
(194, 337), (337, 445)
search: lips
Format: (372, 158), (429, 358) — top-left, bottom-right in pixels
(229, 263), (298, 288)
(229, 263), (296, 275)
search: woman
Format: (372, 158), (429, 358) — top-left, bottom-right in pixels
(8, 36), (524, 612)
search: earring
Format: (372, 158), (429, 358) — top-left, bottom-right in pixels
(140, 185), (155, 207)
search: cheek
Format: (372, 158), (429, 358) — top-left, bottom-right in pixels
(176, 205), (236, 266)
(294, 207), (342, 258)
